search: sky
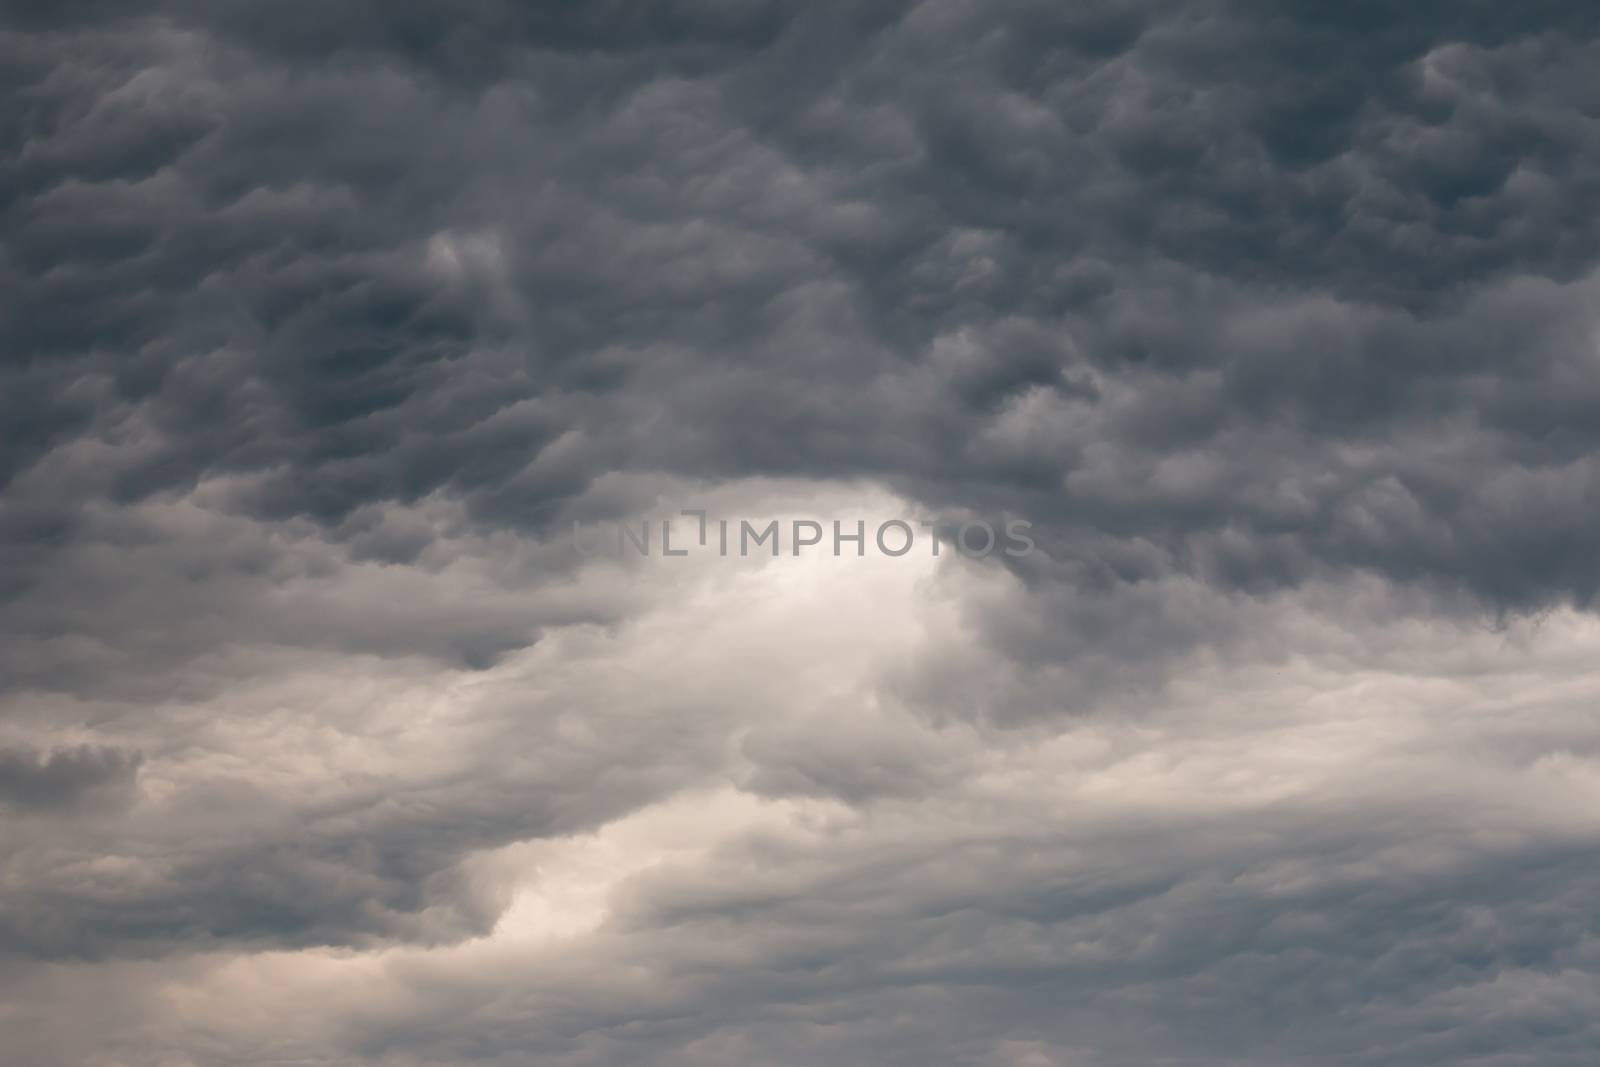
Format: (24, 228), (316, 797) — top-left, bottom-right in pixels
(3, 3), (1600, 1065)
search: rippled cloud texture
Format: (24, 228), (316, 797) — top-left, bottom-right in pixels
(5, 3), (1600, 1065)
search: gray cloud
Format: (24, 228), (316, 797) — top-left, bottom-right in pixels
(7, 2), (1600, 615)
(0, 744), (141, 812)
(4, 2), (1600, 1065)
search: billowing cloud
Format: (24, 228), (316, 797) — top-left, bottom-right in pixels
(4, 2), (1600, 1065)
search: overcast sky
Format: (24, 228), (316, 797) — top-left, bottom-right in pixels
(5, 3), (1600, 1065)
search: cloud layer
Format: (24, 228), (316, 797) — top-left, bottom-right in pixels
(4, 3), (1600, 1065)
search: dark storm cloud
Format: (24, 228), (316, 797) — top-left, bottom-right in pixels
(5, 2), (1600, 1065)
(554, 803), (1600, 1067)
(5, 0), (1600, 620)
(0, 744), (140, 811)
